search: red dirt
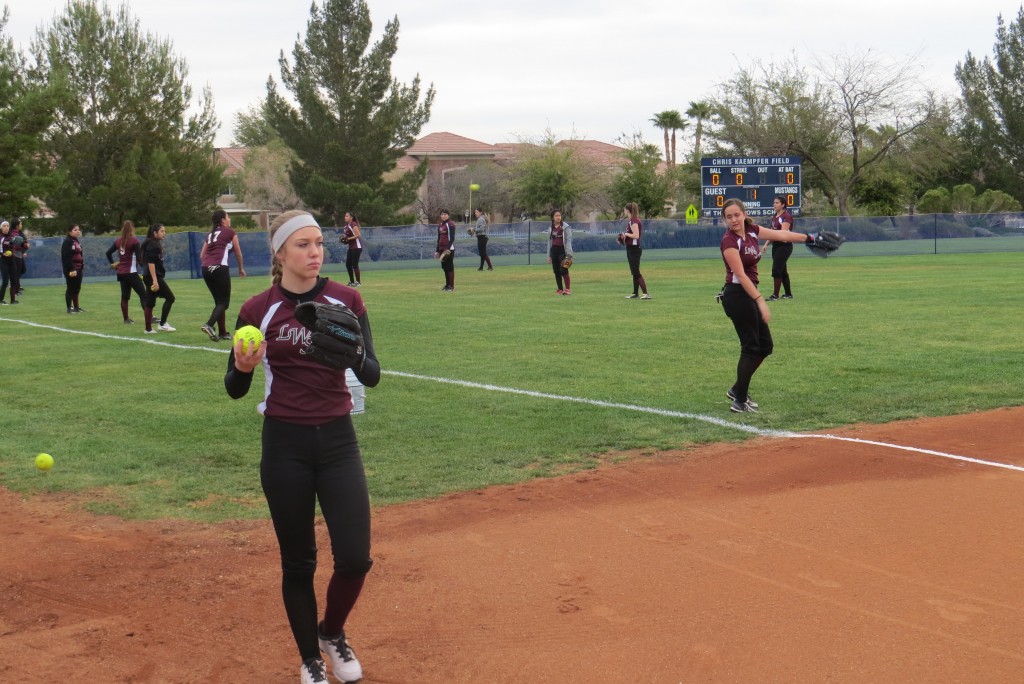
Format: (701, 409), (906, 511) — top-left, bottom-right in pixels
(3, 407), (1024, 683)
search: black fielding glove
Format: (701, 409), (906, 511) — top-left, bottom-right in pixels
(294, 301), (365, 371)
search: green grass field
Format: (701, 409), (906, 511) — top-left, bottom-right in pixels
(1, 252), (1021, 521)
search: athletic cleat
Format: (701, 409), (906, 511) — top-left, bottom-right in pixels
(144, 328), (158, 334)
(0, 301), (7, 305)
(319, 628), (363, 683)
(562, 288), (571, 295)
(354, 282), (361, 286)
(158, 323), (176, 332)
(730, 399), (759, 413)
(556, 289), (563, 295)
(300, 657), (328, 684)
(219, 334), (233, 341)
(625, 293), (638, 299)
(640, 293), (652, 300)
(200, 324), (219, 341)
(67, 307), (77, 314)
(766, 294), (779, 301)
(781, 294), (793, 299)
(726, 388), (758, 410)
(123, 317), (134, 323)
(347, 282), (357, 287)
(9, 299), (19, 304)
(73, 307), (86, 313)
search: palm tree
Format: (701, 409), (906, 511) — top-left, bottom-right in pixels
(685, 101), (714, 161)
(651, 110), (687, 166)
(650, 111), (674, 166)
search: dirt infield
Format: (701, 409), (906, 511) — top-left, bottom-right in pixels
(3, 407), (1024, 683)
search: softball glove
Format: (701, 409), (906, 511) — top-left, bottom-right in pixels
(804, 231), (846, 258)
(561, 255), (573, 269)
(294, 301), (365, 371)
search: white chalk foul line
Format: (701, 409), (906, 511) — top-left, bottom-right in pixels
(384, 370), (1024, 474)
(5, 318), (1023, 473)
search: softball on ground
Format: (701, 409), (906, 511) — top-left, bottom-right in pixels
(233, 325), (264, 354)
(35, 453), (54, 471)
(469, 183), (480, 191)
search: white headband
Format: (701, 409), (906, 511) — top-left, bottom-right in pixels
(271, 214), (321, 252)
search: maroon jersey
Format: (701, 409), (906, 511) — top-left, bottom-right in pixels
(550, 224), (566, 247)
(342, 222), (362, 250)
(624, 218), (643, 247)
(62, 236), (84, 273)
(721, 224), (762, 285)
(0, 232), (14, 256)
(237, 279), (366, 424)
(110, 237), (141, 275)
(436, 220), (455, 252)
(772, 210), (794, 231)
(201, 226), (237, 267)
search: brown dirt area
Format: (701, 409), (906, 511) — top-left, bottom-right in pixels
(3, 407), (1024, 683)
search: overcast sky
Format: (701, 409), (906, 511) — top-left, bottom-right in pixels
(4, 0), (1022, 149)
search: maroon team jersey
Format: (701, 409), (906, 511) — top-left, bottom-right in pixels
(343, 222), (362, 250)
(201, 226), (237, 267)
(113, 237), (141, 275)
(550, 224), (565, 247)
(436, 220), (455, 252)
(237, 279), (366, 424)
(721, 225), (762, 285)
(624, 219), (642, 247)
(772, 210), (794, 231)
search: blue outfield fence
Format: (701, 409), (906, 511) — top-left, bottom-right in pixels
(17, 212), (1024, 281)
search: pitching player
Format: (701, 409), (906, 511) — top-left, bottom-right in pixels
(224, 210), (380, 684)
(546, 210), (573, 295)
(105, 220), (148, 324)
(141, 224), (176, 333)
(621, 203), (650, 299)
(719, 198), (840, 413)
(200, 209), (246, 341)
(761, 196), (796, 300)
(340, 211), (363, 286)
(61, 224), (86, 313)
(435, 209), (456, 291)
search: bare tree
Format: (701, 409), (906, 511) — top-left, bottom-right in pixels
(710, 51), (938, 215)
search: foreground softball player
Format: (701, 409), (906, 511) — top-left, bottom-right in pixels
(719, 198), (842, 412)
(225, 210), (381, 683)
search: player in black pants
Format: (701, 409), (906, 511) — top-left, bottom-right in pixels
(719, 198), (820, 413)
(621, 203), (650, 299)
(61, 224), (86, 313)
(225, 210), (381, 684)
(762, 196), (796, 300)
(106, 220), (148, 324)
(142, 224), (176, 332)
(435, 209), (456, 291)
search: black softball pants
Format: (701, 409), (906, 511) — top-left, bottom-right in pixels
(143, 274), (175, 324)
(202, 265), (232, 329)
(64, 271), (84, 309)
(771, 242), (793, 296)
(626, 245), (646, 294)
(345, 248), (362, 283)
(117, 273), (147, 313)
(550, 245), (568, 291)
(476, 235), (492, 269)
(261, 415), (373, 661)
(721, 283), (774, 402)
(0, 257), (17, 302)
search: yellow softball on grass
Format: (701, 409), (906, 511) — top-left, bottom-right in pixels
(233, 325), (264, 354)
(35, 453), (54, 471)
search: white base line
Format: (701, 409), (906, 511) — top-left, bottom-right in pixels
(6, 318), (1023, 474)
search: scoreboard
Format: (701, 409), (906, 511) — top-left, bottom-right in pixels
(700, 156), (802, 218)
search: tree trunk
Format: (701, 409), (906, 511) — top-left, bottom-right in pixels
(663, 129), (670, 166)
(670, 130), (677, 167)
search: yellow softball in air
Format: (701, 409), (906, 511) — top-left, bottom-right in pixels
(35, 453), (54, 471)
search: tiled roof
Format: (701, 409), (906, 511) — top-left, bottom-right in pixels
(406, 132), (498, 157)
(215, 147), (249, 176)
